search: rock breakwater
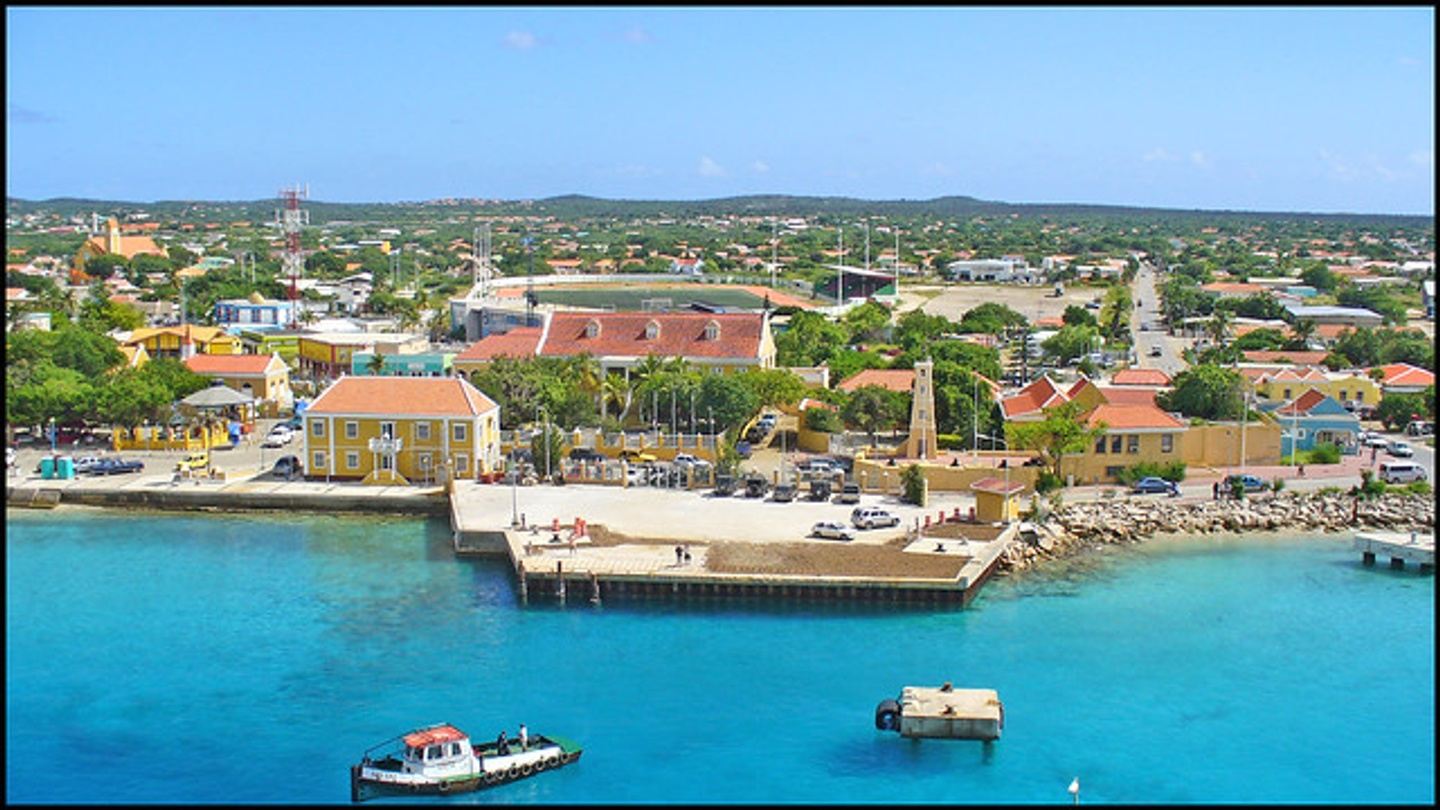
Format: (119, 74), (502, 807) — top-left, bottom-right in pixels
(1001, 492), (1435, 573)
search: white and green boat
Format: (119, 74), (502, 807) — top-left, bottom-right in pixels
(350, 722), (582, 802)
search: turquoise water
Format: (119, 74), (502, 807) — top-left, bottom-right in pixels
(6, 509), (1433, 804)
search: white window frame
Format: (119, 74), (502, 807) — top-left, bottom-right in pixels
(345, 451), (360, 469)
(313, 451), (327, 469)
(345, 420), (359, 439)
(416, 422), (431, 441)
(455, 453), (469, 473)
(311, 419), (325, 438)
(1161, 434), (1174, 453)
(453, 423), (467, 442)
(381, 421), (396, 439)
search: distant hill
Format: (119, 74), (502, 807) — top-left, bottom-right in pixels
(6, 193), (1432, 226)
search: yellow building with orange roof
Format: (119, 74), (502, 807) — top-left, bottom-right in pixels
(73, 217), (167, 274)
(302, 375), (501, 484)
(120, 325), (242, 358)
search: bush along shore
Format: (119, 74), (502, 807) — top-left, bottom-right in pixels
(1001, 492), (1436, 573)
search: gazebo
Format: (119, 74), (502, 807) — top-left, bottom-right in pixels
(180, 382), (256, 442)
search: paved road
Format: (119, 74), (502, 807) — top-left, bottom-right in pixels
(1129, 261), (1190, 377)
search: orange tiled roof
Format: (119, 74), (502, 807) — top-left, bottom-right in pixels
(1096, 386), (1158, 406)
(307, 376), (497, 417)
(1084, 403), (1185, 430)
(1000, 376), (1068, 419)
(971, 477), (1026, 495)
(1370, 363), (1435, 388)
(184, 354), (279, 377)
(1242, 350), (1328, 365)
(539, 312), (763, 361)
(1109, 368), (1172, 387)
(1261, 366), (1328, 383)
(837, 368), (914, 394)
(455, 328), (542, 362)
(1200, 282), (1266, 296)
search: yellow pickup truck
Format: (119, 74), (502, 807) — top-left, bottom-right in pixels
(175, 451), (210, 473)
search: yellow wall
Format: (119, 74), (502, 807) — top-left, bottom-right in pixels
(1065, 430), (1185, 484)
(112, 423), (229, 452)
(1253, 375), (1379, 406)
(974, 490), (1021, 523)
(1180, 421), (1282, 468)
(852, 457), (1039, 494)
(303, 413), (499, 481)
(211, 371), (286, 402)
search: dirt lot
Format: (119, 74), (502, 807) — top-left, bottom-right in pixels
(897, 282), (1109, 323)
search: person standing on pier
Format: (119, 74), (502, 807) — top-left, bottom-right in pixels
(675, 545), (683, 566)
(518, 723), (528, 751)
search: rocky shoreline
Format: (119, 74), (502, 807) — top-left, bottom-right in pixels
(1001, 492), (1435, 573)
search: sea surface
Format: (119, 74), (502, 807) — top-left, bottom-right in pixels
(6, 509), (1434, 804)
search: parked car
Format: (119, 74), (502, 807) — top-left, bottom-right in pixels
(91, 458), (144, 475)
(262, 427), (293, 448)
(271, 455), (301, 478)
(811, 521), (855, 541)
(851, 507), (901, 530)
(568, 447), (606, 463)
(1386, 440), (1414, 458)
(175, 451), (210, 473)
(835, 482), (862, 504)
(672, 453), (712, 470)
(1364, 434), (1390, 448)
(71, 455), (106, 474)
(1404, 420), (1434, 437)
(5, 446), (15, 469)
(1149, 345), (1163, 357)
(1378, 461), (1427, 484)
(1132, 476), (1180, 496)
(742, 473), (770, 498)
(617, 449), (657, 464)
(771, 483), (797, 503)
(1224, 473), (1266, 492)
(712, 474), (737, 497)
(808, 478), (832, 501)
(735, 441), (752, 459)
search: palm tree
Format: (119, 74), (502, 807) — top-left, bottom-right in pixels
(571, 354), (604, 419)
(1287, 318), (1316, 350)
(1205, 308), (1232, 347)
(366, 352), (386, 376)
(601, 373), (634, 425)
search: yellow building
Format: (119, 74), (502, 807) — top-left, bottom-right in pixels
(971, 477), (1023, 523)
(302, 376), (500, 484)
(121, 325), (241, 358)
(1246, 366), (1380, 409)
(73, 216), (167, 275)
(184, 352), (292, 407)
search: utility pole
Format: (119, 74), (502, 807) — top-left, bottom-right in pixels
(837, 224), (844, 306)
(864, 218), (870, 274)
(771, 217), (778, 289)
(895, 229), (901, 297)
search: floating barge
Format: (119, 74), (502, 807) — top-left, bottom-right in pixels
(875, 683), (1004, 741)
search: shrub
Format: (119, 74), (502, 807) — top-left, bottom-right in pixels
(1114, 460), (1187, 485)
(1309, 442), (1341, 464)
(804, 407), (841, 433)
(1035, 470), (1063, 494)
(900, 463), (926, 506)
(1357, 469), (1387, 500)
(1271, 477), (1286, 493)
(1403, 481), (1433, 496)
(937, 433), (965, 450)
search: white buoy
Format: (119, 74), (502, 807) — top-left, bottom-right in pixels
(1068, 777), (1080, 805)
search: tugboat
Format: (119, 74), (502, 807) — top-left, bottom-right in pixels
(349, 722), (582, 802)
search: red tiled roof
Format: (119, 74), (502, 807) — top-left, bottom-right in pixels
(307, 376), (497, 417)
(1084, 403), (1185, 430)
(1000, 376), (1068, 419)
(539, 312), (763, 361)
(1276, 388), (1329, 416)
(1096, 386), (1158, 406)
(1314, 324), (1351, 339)
(455, 327), (542, 362)
(1370, 363), (1435, 388)
(1200, 282), (1266, 295)
(1261, 366), (1327, 383)
(838, 368), (914, 393)
(971, 477), (1026, 495)
(403, 725), (467, 749)
(184, 354), (279, 377)
(1109, 368), (1172, 387)
(1242, 350), (1328, 365)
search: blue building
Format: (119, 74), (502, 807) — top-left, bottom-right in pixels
(1264, 388), (1361, 456)
(213, 294), (299, 330)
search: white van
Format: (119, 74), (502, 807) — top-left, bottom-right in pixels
(1378, 461), (1427, 484)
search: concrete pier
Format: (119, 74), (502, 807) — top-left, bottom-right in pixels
(1354, 531), (1435, 573)
(450, 484), (1019, 607)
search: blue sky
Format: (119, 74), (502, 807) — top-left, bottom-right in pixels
(6, 7), (1434, 214)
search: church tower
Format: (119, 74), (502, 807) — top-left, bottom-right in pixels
(904, 358), (938, 459)
(106, 217), (122, 254)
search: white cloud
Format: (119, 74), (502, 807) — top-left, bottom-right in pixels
(502, 31), (537, 50)
(697, 156), (726, 177)
(622, 26), (653, 44)
(1142, 147), (1176, 163)
(1190, 151), (1210, 168)
(750, 160), (770, 174)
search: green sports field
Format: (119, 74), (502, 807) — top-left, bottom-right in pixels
(529, 286), (769, 310)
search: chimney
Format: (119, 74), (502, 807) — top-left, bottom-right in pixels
(180, 325), (196, 361)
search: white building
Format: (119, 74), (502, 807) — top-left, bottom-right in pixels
(946, 258), (1042, 283)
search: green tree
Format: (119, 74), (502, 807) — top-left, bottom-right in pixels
(840, 384), (908, 445)
(804, 406), (842, 433)
(80, 252), (130, 279)
(842, 300), (892, 342)
(1062, 304), (1097, 328)
(957, 302), (1027, 335)
(1231, 327), (1289, 352)
(775, 310), (848, 366)
(1375, 393), (1427, 431)
(900, 463), (926, 506)
(893, 309), (953, 351)
(1300, 263), (1337, 292)
(735, 367), (808, 410)
(1004, 399), (1103, 483)
(1157, 364), (1245, 420)
(697, 372), (759, 436)
(366, 353), (386, 375)
(1099, 283), (1133, 339)
(1042, 325), (1099, 365)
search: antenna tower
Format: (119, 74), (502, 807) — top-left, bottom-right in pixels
(473, 222), (492, 296)
(276, 183), (309, 328)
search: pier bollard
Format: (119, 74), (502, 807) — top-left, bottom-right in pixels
(589, 572), (601, 606)
(556, 561), (566, 606)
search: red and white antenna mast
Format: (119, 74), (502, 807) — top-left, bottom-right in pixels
(276, 183), (309, 328)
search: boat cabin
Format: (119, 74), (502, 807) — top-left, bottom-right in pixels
(400, 725), (474, 774)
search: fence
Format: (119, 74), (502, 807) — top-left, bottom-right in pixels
(112, 423), (232, 452)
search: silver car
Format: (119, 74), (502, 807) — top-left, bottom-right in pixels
(811, 521), (855, 541)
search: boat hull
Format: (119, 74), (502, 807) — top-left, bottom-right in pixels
(350, 749), (582, 802)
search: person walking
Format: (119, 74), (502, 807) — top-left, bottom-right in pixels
(518, 723), (528, 751)
(1212, 481), (1219, 500)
